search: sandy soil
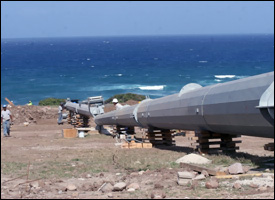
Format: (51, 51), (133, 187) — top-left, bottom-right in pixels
(1, 106), (274, 199)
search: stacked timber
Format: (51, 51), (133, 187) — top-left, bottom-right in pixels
(70, 114), (90, 128)
(264, 143), (274, 151)
(144, 129), (175, 146)
(192, 131), (241, 154)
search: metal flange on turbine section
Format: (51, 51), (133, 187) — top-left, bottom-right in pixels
(95, 72), (274, 138)
(257, 81), (274, 126)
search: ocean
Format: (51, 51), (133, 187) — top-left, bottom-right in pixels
(1, 35), (274, 105)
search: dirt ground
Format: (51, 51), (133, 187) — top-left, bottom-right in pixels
(1, 106), (274, 199)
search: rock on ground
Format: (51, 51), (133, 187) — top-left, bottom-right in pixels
(193, 174), (206, 180)
(126, 183), (140, 190)
(177, 178), (191, 186)
(233, 182), (242, 190)
(176, 153), (212, 164)
(205, 178), (219, 189)
(66, 184), (77, 191)
(113, 182), (126, 191)
(101, 183), (113, 193)
(178, 171), (196, 179)
(228, 163), (244, 175)
(151, 190), (166, 199)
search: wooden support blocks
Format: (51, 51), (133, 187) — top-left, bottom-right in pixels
(264, 143), (274, 151)
(142, 143), (153, 148)
(121, 142), (152, 149)
(145, 129), (175, 146)
(192, 131), (241, 154)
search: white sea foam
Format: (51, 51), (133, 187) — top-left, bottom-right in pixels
(138, 85), (165, 90)
(236, 75), (249, 79)
(199, 61), (208, 63)
(80, 84), (140, 92)
(116, 74), (123, 76)
(214, 79), (222, 82)
(81, 84), (166, 92)
(214, 75), (236, 79)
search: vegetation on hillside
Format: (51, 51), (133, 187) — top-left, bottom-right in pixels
(105, 93), (146, 104)
(38, 98), (65, 106)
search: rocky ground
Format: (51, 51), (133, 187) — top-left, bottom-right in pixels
(1, 105), (274, 199)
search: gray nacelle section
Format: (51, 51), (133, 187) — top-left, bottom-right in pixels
(94, 72), (274, 138)
(65, 102), (104, 118)
(202, 72), (274, 138)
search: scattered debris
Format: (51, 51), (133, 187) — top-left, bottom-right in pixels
(236, 176), (274, 188)
(97, 182), (107, 191)
(180, 163), (225, 176)
(215, 173), (263, 179)
(127, 183), (140, 190)
(101, 183), (113, 193)
(151, 190), (166, 199)
(127, 188), (135, 192)
(193, 174), (206, 180)
(154, 183), (164, 190)
(233, 182), (242, 190)
(178, 171), (196, 179)
(177, 171), (194, 186)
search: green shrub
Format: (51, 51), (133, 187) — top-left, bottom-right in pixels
(38, 98), (65, 106)
(105, 93), (146, 104)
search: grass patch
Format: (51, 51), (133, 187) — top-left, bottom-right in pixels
(2, 148), (184, 179)
(1, 162), (29, 176)
(38, 98), (65, 106)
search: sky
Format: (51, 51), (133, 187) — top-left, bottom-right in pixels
(1, 1), (274, 39)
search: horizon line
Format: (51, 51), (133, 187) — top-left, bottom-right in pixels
(1, 33), (274, 40)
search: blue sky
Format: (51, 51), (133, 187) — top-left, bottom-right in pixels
(1, 1), (274, 38)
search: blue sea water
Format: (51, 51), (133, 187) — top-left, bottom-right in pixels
(1, 35), (274, 105)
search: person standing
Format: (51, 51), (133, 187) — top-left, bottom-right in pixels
(1, 105), (13, 137)
(27, 100), (33, 106)
(112, 98), (123, 110)
(58, 103), (64, 125)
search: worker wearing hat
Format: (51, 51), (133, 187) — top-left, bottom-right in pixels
(1, 105), (13, 137)
(58, 102), (64, 125)
(112, 98), (123, 110)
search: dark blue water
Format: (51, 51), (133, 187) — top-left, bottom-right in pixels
(1, 35), (274, 105)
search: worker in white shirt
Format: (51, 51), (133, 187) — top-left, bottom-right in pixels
(112, 98), (123, 110)
(58, 103), (64, 125)
(1, 105), (13, 137)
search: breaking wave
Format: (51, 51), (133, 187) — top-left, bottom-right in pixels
(138, 85), (166, 90)
(80, 84), (166, 92)
(214, 75), (236, 79)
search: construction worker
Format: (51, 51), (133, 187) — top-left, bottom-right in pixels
(112, 98), (123, 110)
(58, 103), (64, 125)
(27, 100), (32, 106)
(1, 105), (13, 137)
